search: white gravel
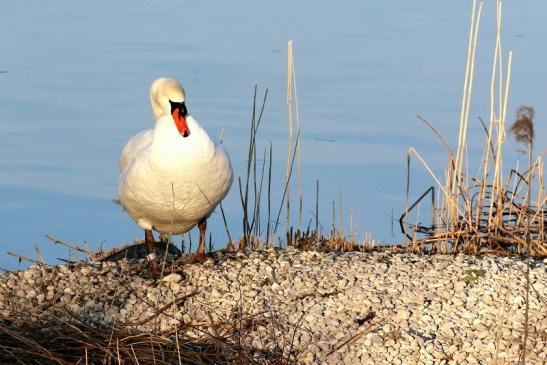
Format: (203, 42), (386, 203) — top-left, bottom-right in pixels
(1, 248), (546, 364)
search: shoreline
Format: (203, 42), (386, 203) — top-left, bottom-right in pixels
(1, 249), (546, 364)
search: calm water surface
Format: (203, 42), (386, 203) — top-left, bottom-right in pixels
(1, 1), (546, 269)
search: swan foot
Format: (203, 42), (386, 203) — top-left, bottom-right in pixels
(181, 252), (209, 264)
(196, 217), (207, 255)
(144, 229), (160, 274)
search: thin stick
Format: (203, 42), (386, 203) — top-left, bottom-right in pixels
(286, 40), (294, 239)
(520, 117), (534, 365)
(349, 204), (354, 240)
(454, 0), (483, 193)
(175, 325), (182, 365)
(219, 202), (233, 244)
(454, 0), (476, 193)
(478, 116), (496, 157)
(255, 146), (268, 239)
(45, 235), (95, 258)
(339, 190), (343, 237)
(241, 85), (258, 241)
(332, 200), (336, 237)
(292, 41), (303, 231)
(188, 232), (193, 254)
(315, 180), (319, 234)
(129, 345), (140, 365)
(7, 252), (41, 265)
(417, 115), (454, 163)
(408, 147), (464, 216)
(34, 246), (45, 264)
(266, 143), (273, 243)
(273, 131), (301, 237)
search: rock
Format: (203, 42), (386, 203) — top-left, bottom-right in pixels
(161, 273), (182, 283)
(370, 296), (381, 304)
(396, 309), (411, 321)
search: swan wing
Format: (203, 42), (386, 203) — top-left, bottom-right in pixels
(118, 129), (153, 172)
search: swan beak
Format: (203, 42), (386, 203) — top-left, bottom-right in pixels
(171, 108), (190, 137)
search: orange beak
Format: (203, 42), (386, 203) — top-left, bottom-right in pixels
(172, 109), (190, 137)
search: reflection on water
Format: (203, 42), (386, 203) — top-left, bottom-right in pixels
(0, 1), (546, 269)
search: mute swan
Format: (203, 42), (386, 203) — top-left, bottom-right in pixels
(118, 77), (233, 272)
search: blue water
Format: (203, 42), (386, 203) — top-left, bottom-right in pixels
(1, 1), (546, 270)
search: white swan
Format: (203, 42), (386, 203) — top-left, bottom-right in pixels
(118, 77), (233, 271)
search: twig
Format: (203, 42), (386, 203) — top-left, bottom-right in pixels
(6, 252), (41, 265)
(45, 235), (95, 259)
(273, 131), (301, 237)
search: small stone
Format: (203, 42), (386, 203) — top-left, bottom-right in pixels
(467, 354), (478, 363)
(210, 289), (221, 298)
(440, 324), (455, 338)
(396, 309), (411, 321)
(246, 289), (258, 298)
(370, 296), (381, 304)
(161, 273), (182, 283)
(308, 344), (321, 355)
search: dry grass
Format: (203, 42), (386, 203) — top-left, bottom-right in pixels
(400, 0), (546, 258)
(0, 306), (293, 365)
(397, 3), (545, 363)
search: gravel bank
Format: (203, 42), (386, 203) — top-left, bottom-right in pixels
(1, 248), (546, 364)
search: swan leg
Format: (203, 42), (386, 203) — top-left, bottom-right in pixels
(144, 229), (160, 273)
(196, 218), (207, 255)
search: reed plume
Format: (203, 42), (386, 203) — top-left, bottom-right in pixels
(510, 105), (535, 148)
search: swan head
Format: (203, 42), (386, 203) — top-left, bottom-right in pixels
(150, 77), (190, 137)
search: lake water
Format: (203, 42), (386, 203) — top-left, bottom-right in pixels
(1, 1), (546, 270)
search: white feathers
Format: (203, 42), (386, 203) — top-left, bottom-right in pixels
(118, 78), (233, 234)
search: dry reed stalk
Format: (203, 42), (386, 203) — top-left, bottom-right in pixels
(6, 252), (42, 265)
(45, 235), (95, 259)
(339, 190), (344, 238)
(292, 46), (303, 233)
(285, 40), (303, 238)
(331, 200), (336, 237)
(510, 105), (535, 365)
(315, 180), (320, 236)
(497, 50), (513, 220)
(479, 0), (502, 232)
(447, 0), (483, 236)
(407, 147), (462, 216)
(219, 202), (233, 246)
(453, 0), (483, 195)
(266, 143), (273, 244)
(273, 131), (301, 241)
(537, 158), (545, 243)
(286, 40), (295, 238)
(401, 0), (546, 257)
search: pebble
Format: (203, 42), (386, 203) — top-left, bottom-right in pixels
(0, 251), (545, 364)
(396, 309), (411, 321)
(161, 273), (182, 283)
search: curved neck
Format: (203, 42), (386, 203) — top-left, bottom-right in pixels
(150, 95), (166, 121)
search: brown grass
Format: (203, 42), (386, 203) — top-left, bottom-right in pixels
(400, 1), (546, 258)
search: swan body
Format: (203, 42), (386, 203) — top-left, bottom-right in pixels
(118, 78), (233, 242)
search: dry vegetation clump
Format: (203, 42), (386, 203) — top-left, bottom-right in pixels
(284, 227), (383, 254)
(0, 293), (291, 365)
(400, 1), (546, 258)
